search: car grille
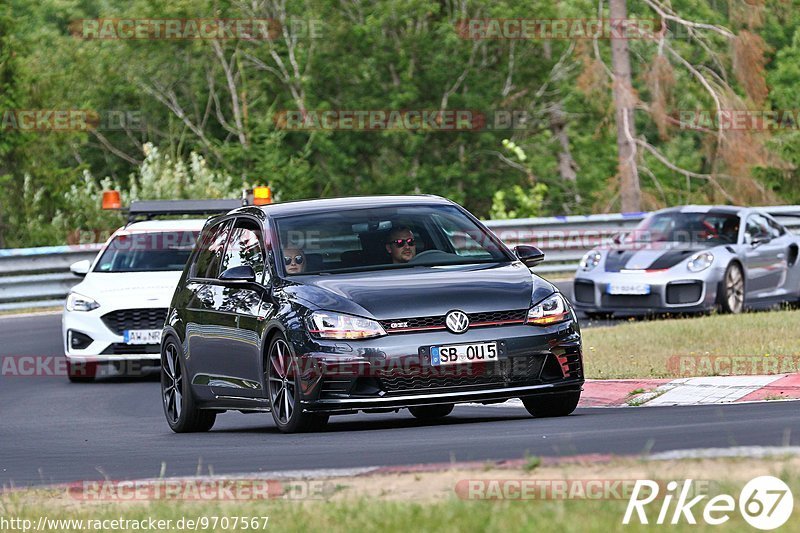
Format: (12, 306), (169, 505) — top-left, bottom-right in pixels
(573, 280), (595, 304)
(101, 308), (168, 335)
(101, 343), (162, 355)
(600, 294), (661, 308)
(666, 281), (703, 305)
(379, 309), (528, 333)
(377, 356), (546, 394)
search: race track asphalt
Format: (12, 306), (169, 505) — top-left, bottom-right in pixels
(1, 313), (799, 488)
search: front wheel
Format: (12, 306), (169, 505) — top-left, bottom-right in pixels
(719, 263), (745, 314)
(161, 338), (216, 433)
(266, 333), (328, 433)
(408, 404), (454, 420)
(522, 392), (581, 418)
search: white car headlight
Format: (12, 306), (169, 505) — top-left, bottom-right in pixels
(579, 250), (602, 271)
(687, 251), (714, 273)
(66, 292), (100, 312)
(308, 311), (387, 340)
(526, 293), (571, 326)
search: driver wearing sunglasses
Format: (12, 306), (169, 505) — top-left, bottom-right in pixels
(385, 226), (417, 264)
(283, 247), (306, 274)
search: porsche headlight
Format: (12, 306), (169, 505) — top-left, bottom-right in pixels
(308, 311), (387, 340)
(526, 293), (571, 326)
(66, 292), (100, 312)
(579, 250), (602, 272)
(687, 251), (714, 273)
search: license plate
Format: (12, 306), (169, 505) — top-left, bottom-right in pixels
(123, 329), (162, 345)
(430, 342), (498, 366)
(606, 283), (651, 295)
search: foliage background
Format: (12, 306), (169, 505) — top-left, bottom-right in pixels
(1, 0), (799, 247)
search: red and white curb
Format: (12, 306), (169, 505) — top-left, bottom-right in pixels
(476, 374), (800, 408)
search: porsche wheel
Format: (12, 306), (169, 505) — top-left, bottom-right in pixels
(720, 263), (745, 314)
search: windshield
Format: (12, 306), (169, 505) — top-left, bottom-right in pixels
(93, 231), (199, 273)
(274, 204), (510, 275)
(628, 212), (740, 245)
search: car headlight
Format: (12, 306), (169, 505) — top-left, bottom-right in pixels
(579, 250), (602, 271)
(66, 292), (100, 312)
(687, 251), (714, 273)
(526, 293), (571, 326)
(308, 311), (387, 340)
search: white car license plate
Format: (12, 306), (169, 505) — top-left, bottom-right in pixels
(430, 342), (498, 366)
(606, 283), (651, 295)
(123, 329), (162, 345)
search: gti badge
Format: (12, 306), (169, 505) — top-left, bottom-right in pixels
(445, 310), (469, 334)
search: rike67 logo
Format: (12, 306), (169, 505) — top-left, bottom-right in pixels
(623, 476), (793, 530)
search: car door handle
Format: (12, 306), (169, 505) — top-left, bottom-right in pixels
(777, 253), (786, 259)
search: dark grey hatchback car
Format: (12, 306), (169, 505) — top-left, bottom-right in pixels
(161, 196), (584, 433)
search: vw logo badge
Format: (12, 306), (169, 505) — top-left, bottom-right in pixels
(445, 310), (470, 334)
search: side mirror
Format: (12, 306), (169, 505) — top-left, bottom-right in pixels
(69, 260), (91, 277)
(751, 236), (771, 247)
(514, 245), (545, 268)
(219, 265), (256, 283)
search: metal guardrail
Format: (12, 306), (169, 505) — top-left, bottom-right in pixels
(1, 206), (799, 311)
(0, 245), (102, 311)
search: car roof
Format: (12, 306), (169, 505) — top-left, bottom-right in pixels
(119, 219), (209, 232)
(251, 195), (452, 217)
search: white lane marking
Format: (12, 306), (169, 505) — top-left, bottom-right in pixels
(645, 375), (785, 406)
(648, 446), (800, 461)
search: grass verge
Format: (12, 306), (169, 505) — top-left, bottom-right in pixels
(582, 309), (800, 379)
(3, 456), (799, 532)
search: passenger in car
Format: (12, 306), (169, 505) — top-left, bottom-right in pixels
(385, 226), (417, 264)
(283, 247), (306, 274)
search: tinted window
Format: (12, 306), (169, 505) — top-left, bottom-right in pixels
(745, 215), (771, 244)
(766, 217), (786, 238)
(221, 219), (266, 283)
(93, 231), (199, 273)
(273, 204), (509, 275)
(632, 212), (740, 245)
(191, 220), (232, 279)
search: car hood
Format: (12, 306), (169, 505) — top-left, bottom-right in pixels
(71, 271), (182, 308)
(602, 242), (719, 272)
(284, 262), (555, 320)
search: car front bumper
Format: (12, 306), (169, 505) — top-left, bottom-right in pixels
(292, 320), (584, 413)
(572, 267), (725, 315)
(62, 308), (163, 362)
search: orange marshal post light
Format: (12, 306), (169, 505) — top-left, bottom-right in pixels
(101, 190), (122, 210)
(252, 186), (272, 206)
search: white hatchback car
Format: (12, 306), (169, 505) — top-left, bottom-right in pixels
(62, 218), (208, 382)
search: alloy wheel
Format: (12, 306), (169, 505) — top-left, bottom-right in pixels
(726, 265), (744, 313)
(268, 339), (296, 425)
(162, 343), (183, 424)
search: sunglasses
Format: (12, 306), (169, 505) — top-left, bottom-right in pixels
(389, 238), (416, 248)
(284, 255), (305, 266)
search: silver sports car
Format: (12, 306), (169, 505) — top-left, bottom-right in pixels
(573, 206), (800, 317)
